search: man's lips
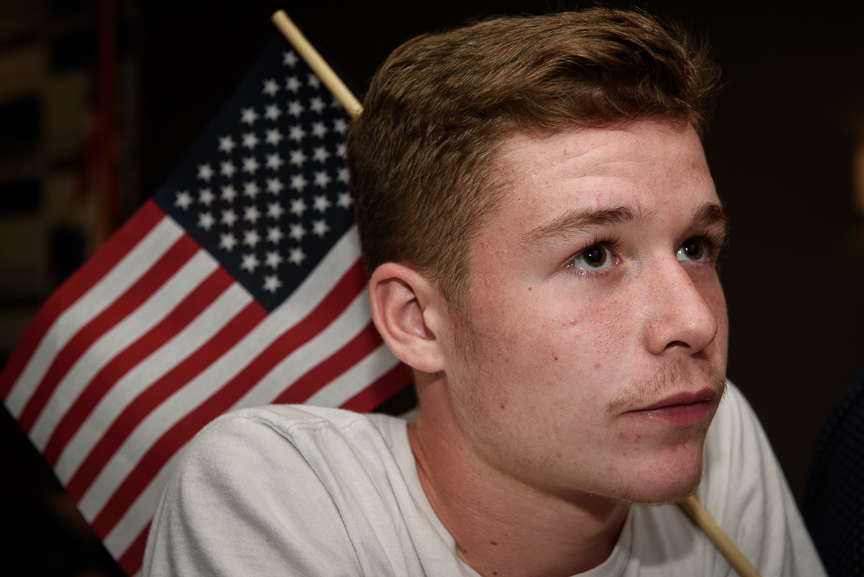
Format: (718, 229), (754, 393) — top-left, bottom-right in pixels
(625, 388), (717, 427)
(633, 389), (717, 412)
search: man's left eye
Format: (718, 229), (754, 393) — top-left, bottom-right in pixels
(676, 238), (707, 262)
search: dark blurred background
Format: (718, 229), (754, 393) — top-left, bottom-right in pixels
(1, 0), (863, 575)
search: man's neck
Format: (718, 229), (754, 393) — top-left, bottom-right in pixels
(407, 403), (629, 577)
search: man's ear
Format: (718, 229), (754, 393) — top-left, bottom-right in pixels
(368, 262), (447, 374)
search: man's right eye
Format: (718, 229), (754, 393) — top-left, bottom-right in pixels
(571, 245), (612, 270)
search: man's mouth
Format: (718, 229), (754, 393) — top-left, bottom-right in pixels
(625, 388), (717, 427)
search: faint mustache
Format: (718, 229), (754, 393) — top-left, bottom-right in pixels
(605, 363), (726, 414)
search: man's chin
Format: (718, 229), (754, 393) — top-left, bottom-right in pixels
(627, 472), (703, 506)
(597, 452), (705, 506)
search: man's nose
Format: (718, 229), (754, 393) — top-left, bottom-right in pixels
(640, 258), (720, 356)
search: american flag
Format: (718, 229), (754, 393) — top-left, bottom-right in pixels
(0, 34), (410, 576)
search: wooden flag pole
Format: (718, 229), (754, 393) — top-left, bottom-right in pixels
(271, 9), (760, 577)
(271, 10), (363, 119)
(679, 496), (762, 577)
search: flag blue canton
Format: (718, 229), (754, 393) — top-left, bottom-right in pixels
(153, 35), (354, 312)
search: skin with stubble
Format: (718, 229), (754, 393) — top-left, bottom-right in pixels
(369, 119), (729, 577)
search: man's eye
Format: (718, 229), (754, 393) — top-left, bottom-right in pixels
(676, 238), (707, 262)
(571, 244), (612, 270)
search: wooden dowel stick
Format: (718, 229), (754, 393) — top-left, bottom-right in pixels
(271, 10), (363, 119)
(679, 495), (762, 577)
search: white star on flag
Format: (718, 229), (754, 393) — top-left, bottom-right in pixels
(175, 191), (193, 210)
(287, 100), (304, 117)
(313, 146), (330, 163)
(289, 198), (307, 215)
(312, 218), (330, 238)
(240, 252), (260, 272)
(242, 156), (261, 174)
(221, 208), (238, 226)
(282, 50), (298, 67)
(266, 153), (284, 170)
(285, 75), (301, 93)
(243, 181), (260, 199)
(290, 149), (308, 166)
(197, 211), (215, 231)
(243, 205), (262, 224)
(336, 167), (349, 183)
(289, 222), (306, 240)
(309, 96), (326, 113)
(266, 178), (284, 194)
(266, 226), (284, 243)
(265, 104), (282, 121)
(218, 136), (237, 153)
(290, 175), (308, 192)
(242, 132), (259, 149)
(265, 250), (283, 269)
(333, 118), (348, 135)
(240, 107), (259, 125)
(199, 188), (215, 205)
(262, 78), (280, 96)
(313, 170), (331, 188)
(262, 274), (282, 293)
(220, 161), (237, 178)
(288, 125), (306, 142)
(220, 184), (238, 202)
(307, 73), (321, 89)
(311, 121), (328, 138)
(288, 247), (306, 265)
(267, 202), (285, 219)
(313, 194), (331, 212)
(243, 229), (261, 247)
(197, 163), (214, 181)
(219, 231), (238, 252)
(337, 192), (353, 208)
(265, 128), (283, 146)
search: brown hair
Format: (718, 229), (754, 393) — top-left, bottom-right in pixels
(347, 7), (721, 309)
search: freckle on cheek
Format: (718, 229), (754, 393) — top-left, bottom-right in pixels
(499, 401), (506, 409)
(618, 430), (642, 444)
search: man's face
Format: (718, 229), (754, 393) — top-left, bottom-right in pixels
(441, 120), (728, 505)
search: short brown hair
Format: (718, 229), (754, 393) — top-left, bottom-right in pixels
(347, 8), (721, 308)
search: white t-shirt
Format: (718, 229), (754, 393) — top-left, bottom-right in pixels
(143, 383), (826, 576)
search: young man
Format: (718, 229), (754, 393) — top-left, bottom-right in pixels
(144, 8), (826, 576)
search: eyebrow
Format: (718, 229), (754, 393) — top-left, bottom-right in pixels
(523, 206), (642, 245)
(694, 202), (729, 238)
(523, 201), (729, 245)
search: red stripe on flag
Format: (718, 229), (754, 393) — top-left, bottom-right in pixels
(66, 299), (267, 502)
(17, 234), (200, 433)
(42, 268), (235, 467)
(341, 362), (413, 414)
(0, 201), (165, 400)
(118, 521), (150, 576)
(89, 259), (367, 538)
(273, 321), (382, 404)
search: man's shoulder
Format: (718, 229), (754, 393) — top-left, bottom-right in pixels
(179, 404), (410, 475)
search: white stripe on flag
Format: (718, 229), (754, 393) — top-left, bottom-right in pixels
(233, 289), (372, 408)
(77, 228), (363, 519)
(55, 282), (253, 484)
(269, 225), (364, 320)
(102, 449), (182, 560)
(308, 343), (401, 407)
(6, 217), (184, 415)
(30, 250), (219, 449)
